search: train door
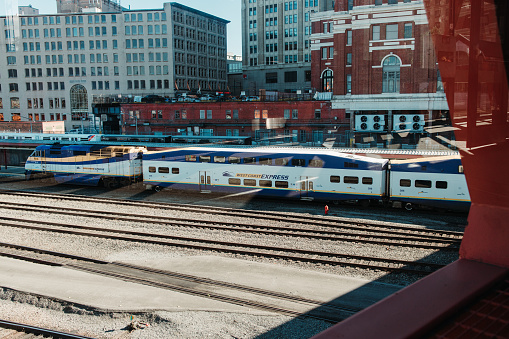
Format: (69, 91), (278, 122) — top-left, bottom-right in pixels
(299, 176), (314, 200)
(199, 171), (211, 192)
(41, 151), (47, 173)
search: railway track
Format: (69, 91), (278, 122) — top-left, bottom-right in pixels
(0, 214), (446, 275)
(0, 189), (465, 237)
(0, 200), (460, 251)
(0, 190), (463, 250)
(0, 319), (92, 338)
(0, 242), (360, 323)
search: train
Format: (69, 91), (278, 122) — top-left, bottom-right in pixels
(24, 144), (471, 211)
(0, 132), (252, 145)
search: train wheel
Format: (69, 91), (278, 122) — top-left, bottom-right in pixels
(332, 200), (340, 205)
(154, 186), (162, 192)
(405, 203), (413, 211)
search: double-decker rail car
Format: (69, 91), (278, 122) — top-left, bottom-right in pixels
(389, 156), (470, 211)
(25, 144), (146, 187)
(0, 132), (101, 142)
(142, 147), (389, 202)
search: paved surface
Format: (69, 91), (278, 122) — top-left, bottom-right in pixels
(0, 255), (401, 315)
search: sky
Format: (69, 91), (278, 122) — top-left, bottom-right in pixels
(0, 0), (242, 55)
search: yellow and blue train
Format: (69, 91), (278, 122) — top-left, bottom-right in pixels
(25, 144), (470, 211)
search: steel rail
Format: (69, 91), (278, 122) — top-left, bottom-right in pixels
(0, 219), (446, 275)
(0, 201), (461, 246)
(0, 243), (358, 323)
(0, 189), (464, 238)
(0, 319), (93, 338)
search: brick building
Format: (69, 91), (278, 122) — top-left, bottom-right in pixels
(310, 0), (450, 149)
(118, 101), (347, 146)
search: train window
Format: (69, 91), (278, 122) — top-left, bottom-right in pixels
(275, 158), (289, 166)
(243, 157), (256, 164)
(415, 180), (432, 188)
(185, 155), (197, 162)
(244, 179), (257, 186)
(148, 167), (156, 173)
(172, 168), (179, 174)
(330, 176), (340, 183)
(344, 162), (359, 168)
(291, 158), (306, 167)
(400, 179), (411, 187)
(158, 167), (170, 173)
(459, 165), (464, 173)
(228, 178), (241, 185)
(309, 159), (324, 168)
(275, 181), (289, 188)
(73, 151), (87, 156)
(199, 156), (211, 163)
(362, 177), (373, 185)
(214, 156), (226, 163)
(259, 180), (272, 187)
(259, 157), (272, 165)
(436, 181), (448, 189)
(344, 176), (359, 184)
(228, 156), (241, 164)
(50, 150), (61, 155)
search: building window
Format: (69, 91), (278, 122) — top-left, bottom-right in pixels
(346, 53), (352, 65)
(386, 24), (399, 40)
(382, 56), (400, 93)
(322, 69), (333, 92)
(404, 23), (413, 39)
(346, 30), (352, 45)
(346, 74), (352, 93)
(373, 25), (380, 41)
(266, 72), (278, 83)
(284, 71), (297, 83)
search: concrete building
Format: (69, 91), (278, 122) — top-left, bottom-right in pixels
(18, 5), (39, 16)
(310, 0), (449, 148)
(0, 2), (229, 132)
(241, 0), (334, 96)
(227, 53), (243, 96)
(57, 0), (124, 14)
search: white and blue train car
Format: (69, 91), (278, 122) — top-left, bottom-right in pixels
(25, 144), (146, 187)
(389, 156), (471, 211)
(143, 147), (389, 202)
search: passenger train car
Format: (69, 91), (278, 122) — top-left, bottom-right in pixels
(142, 147), (389, 203)
(389, 156), (470, 211)
(24, 144), (470, 211)
(25, 144), (146, 187)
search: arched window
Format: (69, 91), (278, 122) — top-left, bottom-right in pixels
(70, 84), (88, 121)
(382, 56), (400, 93)
(321, 69), (333, 92)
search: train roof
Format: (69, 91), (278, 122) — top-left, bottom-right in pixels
(390, 155), (463, 173)
(146, 146), (389, 163)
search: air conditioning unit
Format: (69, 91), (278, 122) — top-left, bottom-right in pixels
(355, 114), (385, 133)
(393, 114), (425, 133)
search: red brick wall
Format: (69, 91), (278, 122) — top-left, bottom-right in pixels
(120, 101), (347, 138)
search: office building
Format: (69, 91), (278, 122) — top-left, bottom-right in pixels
(0, 2), (229, 132)
(241, 0), (334, 96)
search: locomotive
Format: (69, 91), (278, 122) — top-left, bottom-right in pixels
(24, 144), (470, 211)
